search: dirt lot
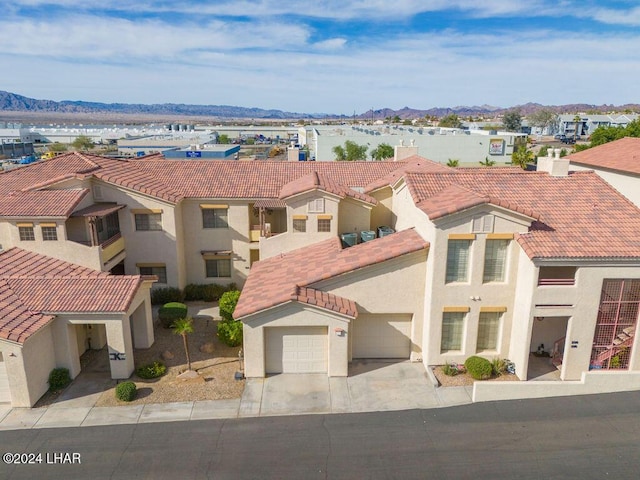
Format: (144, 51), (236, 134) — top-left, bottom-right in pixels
(432, 366), (520, 387)
(94, 311), (244, 407)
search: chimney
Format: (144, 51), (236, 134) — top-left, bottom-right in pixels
(393, 139), (419, 162)
(537, 148), (569, 177)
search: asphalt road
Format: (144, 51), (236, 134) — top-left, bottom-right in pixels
(1, 391), (640, 479)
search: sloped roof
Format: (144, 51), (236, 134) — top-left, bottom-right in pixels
(278, 171), (378, 204)
(0, 189), (89, 218)
(404, 169), (640, 259)
(568, 137), (640, 175)
(293, 287), (358, 318)
(234, 229), (428, 319)
(364, 155), (451, 193)
(0, 248), (143, 344)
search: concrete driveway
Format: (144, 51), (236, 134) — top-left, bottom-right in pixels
(240, 360), (470, 417)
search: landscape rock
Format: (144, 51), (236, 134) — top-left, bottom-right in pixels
(176, 369), (205, 384)
(161, 350), (174, 360)
(200, 342), (215, 354)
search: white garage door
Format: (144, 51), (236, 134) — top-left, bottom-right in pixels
(265, 327), (328, 374)
(353, 314), (412, 358)
(0, 352), (11, 403)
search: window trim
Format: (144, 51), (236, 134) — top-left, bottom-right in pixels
(41, 225), (58, 241)
(307, 198), (325, 213)
(134, 213), (162, 231)
(18, 223), (35, 241)
(201, 207), (229, 229)
(205, 258), (232, 278)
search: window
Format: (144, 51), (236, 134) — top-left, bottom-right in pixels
(138, 265), (167, 284)
(97, 212), (121, 244)
(135, 213), (162, 231)
(308, 198), (324, 213)
(41, 226), (58, 241)
(317, 218), (331, 232)
(446, 240), (471, 283)
(18, 226), (35, 241)
(477, 312), (501, 351)
(472, 215), (494, 233)
(293, 218), (307, 233)
(205, 258), (231, 278)
(441, 312), (465, 352)
(202, 208), (228, 229)
(483, 239), (509, 282)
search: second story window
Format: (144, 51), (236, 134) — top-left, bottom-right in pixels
(18, 224), (35, 241)
(446, 238), (472, 283)
(41, 225), (58, 241)
(317, 218), (331, 232)
(483, 239), (509, 282)
(308, 198), (324, 213)
(293, 218), (307, 233)
(135, 213), (162, 231)
(138, 264), (167, 284)
(202, 208), (228, 229)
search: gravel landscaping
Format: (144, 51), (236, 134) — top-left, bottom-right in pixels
(432, 366), (520, 387)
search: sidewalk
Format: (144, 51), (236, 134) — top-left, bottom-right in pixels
(0, 367), (473, 431)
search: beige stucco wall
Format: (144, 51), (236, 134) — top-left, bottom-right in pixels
(369, 188), (395, 231)
(337, 198), (372, 238)
(242, 302), (351, 377)
(423, 206), (532, 366)
(311, 250), (427, 361)
(0, 324), (56, 407)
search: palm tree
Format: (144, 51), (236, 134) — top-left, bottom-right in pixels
(446, 158), (459, 167)
(172, 317), (195, 371)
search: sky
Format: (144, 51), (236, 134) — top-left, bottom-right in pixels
(1, 0), (640, 115)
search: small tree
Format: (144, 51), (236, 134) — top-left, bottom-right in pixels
(172, 317), (194, 371)
(332, 144), (346, 161)
(370, 143), (394, 161)
(511, 145), (534, 169)
(72, 135), (93, 151)
(439, 114), (462, 128)
(528, 109), (557, 133)
(219, 290), (241, 322)
(502, 110), (522, 132)
(217, 134), (230, 144)
(333, 140), (368, 161)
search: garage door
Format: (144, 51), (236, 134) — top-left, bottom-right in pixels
(265, 327), (328, 374)
(353, 314), (412, 358)
(0, 352), (10, 403)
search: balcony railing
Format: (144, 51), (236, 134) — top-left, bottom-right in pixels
(538, 278), (575, 286)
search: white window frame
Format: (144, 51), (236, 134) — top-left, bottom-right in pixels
(472, 215), (494, 233)
(307, 198), (325, 213)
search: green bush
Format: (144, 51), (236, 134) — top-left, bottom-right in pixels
(183, 283), (238, 302)
(158, 302), (188, 328)
(48, 367), (71, 391)
(151, 287), (184, 305)
(464, 356), (493, 380)
(115, 381), (137, 402)
(219, 290), (241, 321)
(136, 361), (167, 379)
(491, 358), (506, 377)
(217, 319), (243, 347)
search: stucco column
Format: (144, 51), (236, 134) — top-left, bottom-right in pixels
(130, 299), (154, 349)
(51, 319), (81, 378)
(105, 317), (134, 379)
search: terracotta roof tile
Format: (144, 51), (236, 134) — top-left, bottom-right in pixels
(0, 189), (89, 217)
(279, 171), (378, 204)
(234, 229), (428, 319)
(293, 287), (358, 318)
(404, 169), (640, 259)
(568, 137), (640, 175)
(364, 155), (451, 193)
(0, 248), (143, 344)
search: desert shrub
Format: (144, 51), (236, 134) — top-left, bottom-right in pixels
(183, 283), (239, 302)
(158, 302), (188, 328)
(217, 319), (243, 347)
(464, 356), (493, 380)
(203, 284), (226, 302)
(115, 381), (137, 402)
(219, 290), (241, 321)
(48, 367), (71, 391)
(183, 283), (206, 301)
(136, 361), (167, 379)
(491, 358), (507, 377)
(442, 364), (458, 376)
(150, 287), (184, 305)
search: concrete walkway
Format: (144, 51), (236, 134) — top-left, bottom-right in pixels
(0, 362), (473, 431)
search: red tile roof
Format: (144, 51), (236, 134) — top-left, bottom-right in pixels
(364, 155), (451, 193)
(0, 189), (89, 218)
(293, 287), (358, 318)
(279, 171), (378, 204)
(404, 169), (640, 259)
(234, 229), (428, 319)
(568, 137), (640, 175)
(0, 248), (143, 344)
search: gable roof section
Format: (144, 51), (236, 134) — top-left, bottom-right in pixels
(404, 169), (640, 259)
(234, 229), (428, 319)
(0, 248), (142, 344)
(568, 137), (640, 175)
(364, 155), (452, 193)
(292, 286), (358, 318)
(278, 171), (378, 205)
(0, 189), (89, 218)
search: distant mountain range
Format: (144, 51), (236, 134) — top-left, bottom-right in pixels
(1, 91), (638, 120)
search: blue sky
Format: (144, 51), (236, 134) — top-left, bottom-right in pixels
(1, 0), (639, 114)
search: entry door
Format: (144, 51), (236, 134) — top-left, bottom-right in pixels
(353, 314), (412, 358)
(265, 327), (328, 374)
(0, 352), (11, 403)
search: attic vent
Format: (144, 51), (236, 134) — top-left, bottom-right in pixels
(472, 215), (494, 233)
(93, 185), (103, 201)
(308, 198), (324, 213)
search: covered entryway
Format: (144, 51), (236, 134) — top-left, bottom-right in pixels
(352, 314), (412, 359)
(265, 327), (328, 374)
(0, 352), (11, 403)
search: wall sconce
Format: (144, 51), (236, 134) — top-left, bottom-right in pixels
(334, 327), (345, 337)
